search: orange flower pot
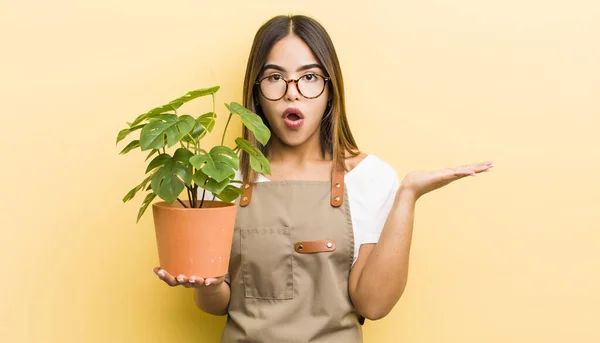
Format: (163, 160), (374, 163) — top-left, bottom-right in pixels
(152, 200), (236, 278)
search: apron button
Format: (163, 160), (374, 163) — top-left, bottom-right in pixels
(326, 242), (333, 248)
(244, 184), (250, 189)
(297, 245), (304, 251)
(242, 196), (248, 201)
(334, 196), (340, 202)
(335, 183), (340, 188)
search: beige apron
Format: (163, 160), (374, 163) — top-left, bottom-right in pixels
(220, 169), (364, 342)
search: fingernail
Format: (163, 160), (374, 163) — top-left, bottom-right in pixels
(158, 270), (165, 277)
(205, 280), (211, 286)
(177, 276), (185, 282)
(189, 277), (196, 283)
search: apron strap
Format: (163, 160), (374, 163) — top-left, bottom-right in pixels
(239, 168), (345, 208)
(330, 168), (345, 207)
(240, 180), (253, 207)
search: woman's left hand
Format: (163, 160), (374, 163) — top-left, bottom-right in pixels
(399, 161), (494, 200)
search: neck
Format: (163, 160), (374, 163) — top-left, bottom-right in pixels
(266, 131), (331, 166)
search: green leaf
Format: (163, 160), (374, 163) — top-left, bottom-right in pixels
(130, 105), (178, 127)
(146, 153), (171, 174)
(225, 102), (271, 145)
(197, 112), (216, 132)
(130, 113), (148, 127)
(116, 124), (144, 144)
(193, 169), (233, 195)
(119, 140), (140, 154)
(172, 148), (194, 166)
(189, 146), (237, 183)
(235, 137), (271, 175)
(123, 174), (153, 203)
(189, 151), (210, 170)
(137, 192), (157, 223)
(183, 122), (204, 143)
(210, 146), (239, 169)
(129, 87), (219, 128)
(145, 149), (159, 161)
(170, 86), (220, 106)
(150, 154), (193, 203)
(139, 114), (195, 151)
(215, 185), (244, 202)
(182, 111), (215, 144)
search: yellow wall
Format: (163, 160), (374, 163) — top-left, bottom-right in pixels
(2, 0), (599, 342)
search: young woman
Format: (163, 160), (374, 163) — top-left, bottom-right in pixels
(153, 14), (493, 342)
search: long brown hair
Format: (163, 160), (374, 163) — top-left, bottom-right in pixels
(240, 15), (359, 182)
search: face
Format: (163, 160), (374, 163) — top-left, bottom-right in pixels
(257, 35), (330, 148)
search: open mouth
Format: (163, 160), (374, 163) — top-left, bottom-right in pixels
(283, 108), (304, 130)
(286, 113), (301, 121)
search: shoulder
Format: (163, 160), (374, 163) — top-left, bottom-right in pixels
(344, 151), (369, 173)
(345, 151), (398, 185)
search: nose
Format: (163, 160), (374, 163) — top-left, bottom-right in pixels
(284, 79), (301, 101)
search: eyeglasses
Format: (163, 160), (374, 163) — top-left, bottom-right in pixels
(255, 73), (330, 101)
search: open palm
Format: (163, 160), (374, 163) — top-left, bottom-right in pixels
(400, 161), (494, 200)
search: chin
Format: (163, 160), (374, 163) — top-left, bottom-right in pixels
(280, 135), (308, 147)
(273, 126), (317, 147)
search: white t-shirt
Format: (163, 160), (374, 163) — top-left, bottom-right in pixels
(202, 154), (400, 265)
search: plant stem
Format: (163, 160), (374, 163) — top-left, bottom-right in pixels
(186, 186), (193, 207)
(176, 198), (188, 208)
(199, 186), (207, 208)
(212, 93), (215, 118)
(221, 112), (233, 146)
(208, 195), (216, 208)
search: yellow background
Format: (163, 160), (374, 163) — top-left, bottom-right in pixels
(2, 0), (599, 342)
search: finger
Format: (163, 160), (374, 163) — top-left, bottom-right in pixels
(156, 268), (178, 286)
(471, 163), (495, 174)
(187, 275), (198, 288)
(448, 166), (475, 178)
(204, 277), (221, 286)
(456, 162), (494, 176)
(176, 274), (189, 284)
(190, 276), (207, 288)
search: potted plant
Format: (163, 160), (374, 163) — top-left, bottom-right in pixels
(116, 85), (271, 278)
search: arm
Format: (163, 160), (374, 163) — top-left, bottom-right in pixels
(349, 188), (415, 320)
(193, 281), (231, 316)
(349, 161), (494, 320)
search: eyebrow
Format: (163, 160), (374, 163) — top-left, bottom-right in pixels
(262, 63), (323, 73)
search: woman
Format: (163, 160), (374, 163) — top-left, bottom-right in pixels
(153, 14), (493, 342)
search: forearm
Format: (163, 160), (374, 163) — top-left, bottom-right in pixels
(193, 282), (231, 316)
(353, 188), (416, 319)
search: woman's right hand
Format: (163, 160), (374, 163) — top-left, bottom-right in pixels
(152, 267), (227, 289)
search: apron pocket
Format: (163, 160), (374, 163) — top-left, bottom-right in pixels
(240, 226), (294, 300)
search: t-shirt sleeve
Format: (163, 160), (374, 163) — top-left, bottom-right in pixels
(354, 158), (400, 245)
(361, 174), (400, 244)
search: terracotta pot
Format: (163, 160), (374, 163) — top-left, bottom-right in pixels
(152, 200), (236, 278)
